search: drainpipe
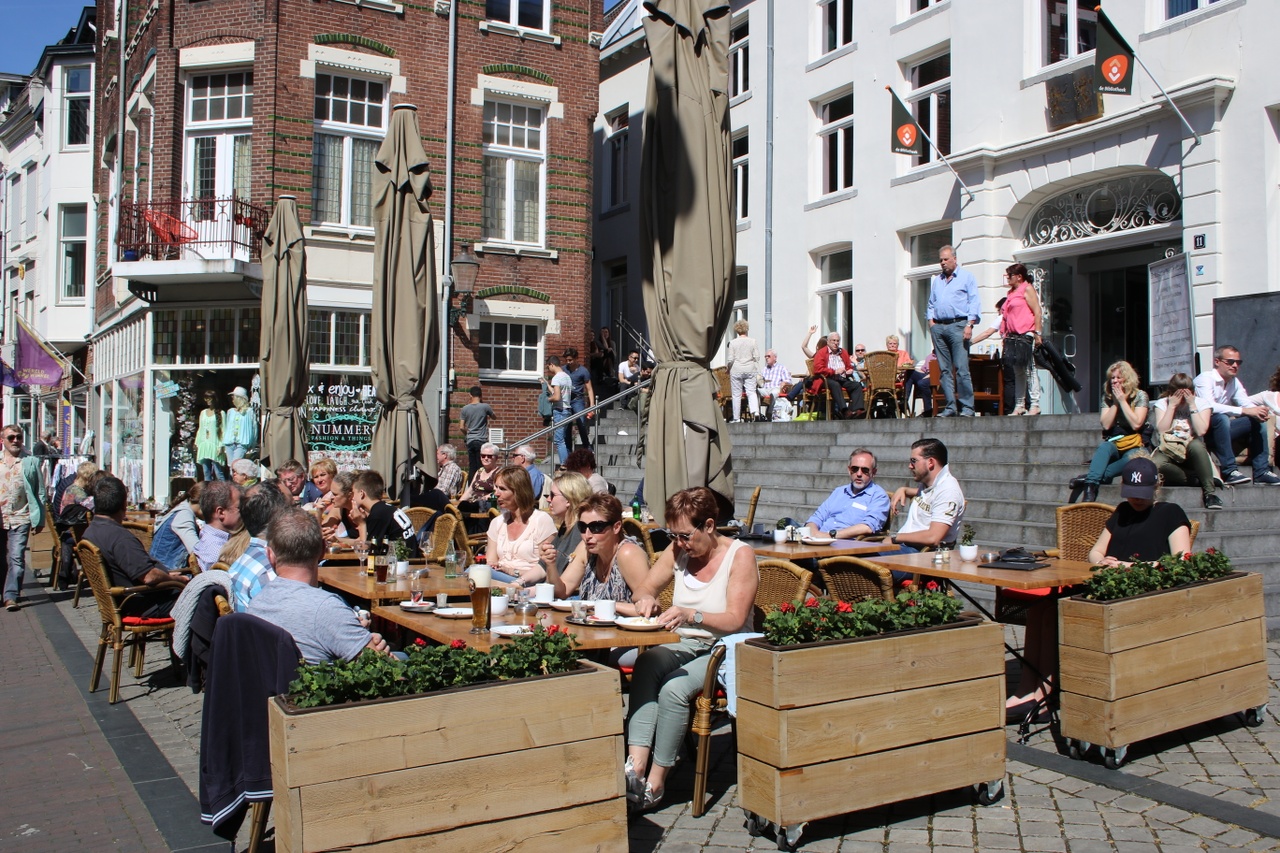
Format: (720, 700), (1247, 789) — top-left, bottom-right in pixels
(439, 0), (460, 441)
(762, 0), (774, 350)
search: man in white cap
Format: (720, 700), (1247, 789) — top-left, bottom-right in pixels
(222, 386), (258, 464)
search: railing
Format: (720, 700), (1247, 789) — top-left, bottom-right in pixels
(501, 378), (650, 463)
(118, 196), (267, 264)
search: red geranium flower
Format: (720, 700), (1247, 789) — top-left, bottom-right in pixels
(547, 624), (560, 635)
(449, 639), (467, 650)
(836, 600), (853, 613)
(901, 579), (914, 588)
(1207, 548), (1216, 555)
(925, 580), (939, 591)
(413, 637), (427, 646)
(779, 602), (795, 614)
(907, 599), (918, 607)
(805, 597), (819, 608)
(1184, 552), (1193, 560)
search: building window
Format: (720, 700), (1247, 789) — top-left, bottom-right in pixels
(910, 228), (951, 268)
(821, 0), (853, 54)
(482, 99), (545, 246)
(312, 72), (387, 228)
(309, 308), (370, 367)
(1043, 0), (1097, 66)
(910, 0), (944, 12)
(64, 66), (91, 147)
(732, 133), (749, 221)
(189, 72), (253, 123)
(153, 306), (260, 365)
(730, 20), (750, 97)
(59, 205), (87, 301)
(818, 92), (854, 195)
(1167, 0), (1222, 19)
(485, 0), (549, 31)
(478, 319), (543, 380)
(605, 108), (629, 210)
(909, 53), (950, 166)
(24, 166), (36, 240)
(6, 174), (18, 247)
(186, 71), (253, 216)
(817, 247), (853, 344)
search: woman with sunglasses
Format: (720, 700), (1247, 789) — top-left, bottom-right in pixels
(538, 470), (593, 579)
(553, 494), (649, 614)
(623, 487), (758, 810)
(487, 465), (557, 587)
(459, 442), (501, 506)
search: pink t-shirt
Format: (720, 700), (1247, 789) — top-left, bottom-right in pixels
(1000, 281), (1037, 336)
(487, 509), (557, 580)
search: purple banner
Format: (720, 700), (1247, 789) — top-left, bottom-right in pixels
(14, 316), (64, 386)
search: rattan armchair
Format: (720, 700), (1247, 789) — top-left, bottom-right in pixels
(620, 517), (660, 565)
(862, 350), (904, 418)
(403, 506), (434, 534)
(799, 358), (833, 420)
(817, 555), (895, 602)
(737, 485), (762, 531)
(998, 501), (1113, 624)
(420, 513), (459, 563)
(121, 519), (153, 550)
(75, 540), (181, 704)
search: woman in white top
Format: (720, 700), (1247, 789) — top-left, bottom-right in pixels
(625, 487), (758, 810)
(725, 320), (762, 423)
(487, 465), (557, 587)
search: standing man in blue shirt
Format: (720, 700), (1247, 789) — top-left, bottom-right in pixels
(804, 449), (891, 539)
(927, 245), (982, 417)
(562, 347), (596, 453)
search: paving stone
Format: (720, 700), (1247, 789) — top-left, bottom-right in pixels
(1021, 836), (1069, 852)
(1065, 841), (1117, 853)
(976, 832), (1024, 849)
(1108, 824), (1158, 842)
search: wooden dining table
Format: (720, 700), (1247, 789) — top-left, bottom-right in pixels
(318, 564), (470, 607)
(860, 550), (1097, 592)
(751, 538), (893, 561)
(372, 604), (681, 654)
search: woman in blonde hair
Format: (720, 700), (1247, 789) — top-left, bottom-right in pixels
(538, 470), (594, 581)
(725, 319), (761, 423)
(1078, 360), (1149, 503)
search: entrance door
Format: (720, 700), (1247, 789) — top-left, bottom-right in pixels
(185, 133), (251, 256)
(1091, 265), (1150, 388)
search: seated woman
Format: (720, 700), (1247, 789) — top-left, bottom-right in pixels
(459, 442), (500, 506)
(1078, 360), (1149, 503)
(1008, 457), (1191, 717)
(1150, 373), (1221, 510)
(306, 457), (337, 511)
(149, 482), (204, 570)
(321, 471), (358, 543)
(888, 334), (932, 418)
(538, 470), (593, 581)
(486, 465), (557, 587)
(553, 494), (649, 616)
(624, 487), (758, 810)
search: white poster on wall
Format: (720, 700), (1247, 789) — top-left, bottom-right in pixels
(1149, 253), (1194, 382)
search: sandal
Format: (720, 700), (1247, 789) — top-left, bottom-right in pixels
(624, 757), (644, 804)
(1027, 406), (1041, 416)
(1010, 405), (1026, 416)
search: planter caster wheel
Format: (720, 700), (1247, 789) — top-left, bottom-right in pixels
(975, 778), (1005, 806)
(1244, 704), (1268, 728)
(777, 822), (805, 852)
(1067, 739), (1092, 761)
(743, 811), (768, 838)
(1103, 746), (1128, 769)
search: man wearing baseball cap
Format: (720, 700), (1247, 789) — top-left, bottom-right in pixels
(1088, 457), (1192, 566)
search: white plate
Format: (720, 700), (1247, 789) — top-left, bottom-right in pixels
(614, 616), (665, 632)
(434, 607), (473, 619)
(491, 624), (534, 637)
(399, 601), (436, 613)
(800, 535), (834, 545)
(548, 600), (576, 612)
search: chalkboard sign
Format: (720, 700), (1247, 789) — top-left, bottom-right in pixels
(1148, 253), (1194, 382)
(1213, 293), (1280, 396)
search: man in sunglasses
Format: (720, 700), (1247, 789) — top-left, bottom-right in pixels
(1194, 345), (1279, 486)
(804, 449), (890, 540)
(0, 426), (45, 610)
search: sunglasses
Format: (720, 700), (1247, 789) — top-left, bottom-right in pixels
(576, 519), (612, 534)
(665, 524), (707, 544)
(1220, 358), (1243, 366)
(480, 454), (496, 459)
(848, 465), (873, 475)
(4, 436), (21, 442)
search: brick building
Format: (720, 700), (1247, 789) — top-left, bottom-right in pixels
(92, 0), (601, 500)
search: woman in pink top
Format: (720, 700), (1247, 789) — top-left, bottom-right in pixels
(624, 487), (758, 811)
(999, 263), (1043, 416)
(486, 466), (556, 587)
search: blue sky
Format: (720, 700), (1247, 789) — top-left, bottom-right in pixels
(0, 1), (94, 77)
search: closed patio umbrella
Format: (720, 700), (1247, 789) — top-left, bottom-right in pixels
(369, 104), (439, 501)
(640, 0), (736, 522)
(258, 195), (309, 470)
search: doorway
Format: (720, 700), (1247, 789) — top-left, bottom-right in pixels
(1091, 265), (1150, 389)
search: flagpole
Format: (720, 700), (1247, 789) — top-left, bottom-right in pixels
(1094, 7), (1200, 148)
(1130, 51), (1201, 148)
(885, 86), (975, 204)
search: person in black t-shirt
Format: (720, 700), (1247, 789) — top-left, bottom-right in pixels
(351, 470), (418, 555)
(1088, 457), (1192, 565)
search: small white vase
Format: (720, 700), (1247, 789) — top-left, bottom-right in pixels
(958, 544), (979, 562)
(490, 595), (509, 616)
(396, 560), (411, 577)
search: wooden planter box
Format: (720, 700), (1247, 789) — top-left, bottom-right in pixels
(1058, 572), (1268, 757)
(268, 661), (627, 853)
(736, 618), (1006, 828)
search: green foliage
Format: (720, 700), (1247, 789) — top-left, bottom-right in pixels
(393, 537), (412, 560)
(960, 524), (976, 546)
(287, 624), (580, 709)
(761, 583), (963, 646)
(1083, 548), (1233, 602)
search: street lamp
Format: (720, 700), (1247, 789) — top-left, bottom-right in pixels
(447, 244), (479, 326)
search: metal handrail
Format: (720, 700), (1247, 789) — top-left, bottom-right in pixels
(615, 315), (655, 363)
(501, 378), (650, 460)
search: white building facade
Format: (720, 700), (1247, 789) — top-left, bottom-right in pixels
(596, 0), (1280, 409)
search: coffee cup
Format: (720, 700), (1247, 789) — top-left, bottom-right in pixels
(594, 599), (616, 621)
(534, 583), (555, 604)
(773, 528), (788, 544)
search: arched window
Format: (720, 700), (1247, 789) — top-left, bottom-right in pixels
(1022, 173), (1180, 247)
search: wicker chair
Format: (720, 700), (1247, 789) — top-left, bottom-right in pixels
(861, 350), (903, 418)
(620, 517), (659, 565)
(817, 555), (895, 602)
(403, 506), (434, 534)
(75, 540), (181, 704)
(996, 503), (1115, 624)
(121, 520), (153, 550)
(737, 486), (762, 532)
(420, 513), (460, 563)
(690, 558), (812, 817)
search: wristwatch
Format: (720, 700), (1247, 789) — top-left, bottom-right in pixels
(692, 611), (703, 624)
(828, 529), (838, 539)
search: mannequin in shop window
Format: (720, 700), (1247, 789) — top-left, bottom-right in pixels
(222, 386), (259, 466)
(196, 390), (226, 481)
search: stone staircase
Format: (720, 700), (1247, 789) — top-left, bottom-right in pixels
(593, 405), (1280, 634)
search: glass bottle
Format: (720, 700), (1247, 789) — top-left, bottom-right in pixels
(444, 539), (459, 579)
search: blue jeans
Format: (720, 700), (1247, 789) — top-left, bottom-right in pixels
(200, 458), (225, 481)
(1207, 413), (1268, 477)
(569, 398), (591, 449)
(1085, 440), (1140, 486)
(224, 443), (248, 464)
(2, 523), (31, 602)
(551, 408), (571, 465)
(930, 321), (973, 414)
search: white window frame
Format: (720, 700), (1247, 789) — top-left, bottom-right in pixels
(23, 165), (37, 241)
(185, 69), (254, 208)
(311, 70), (389, 230)
(819, 0), (854, 55)
(308, 307), (371, 368)
(1165, 0), (1223, 20)
(63, 65), (92, 149)
(7, 174), (19, 249)
(477, 317), (546, 382)
(482, 97), (547, 248)
(816, 91), (854, 197)
(816, 246), (854, 344)
(59, 204), (88, 303)
(604, 106), (629, 211)
(732, 132), (749, 222)
(1040, 0), (1097, 68)
(730, 19), (750, 98)
(485, 0), (551, 33)
(908, 53), (950, 168)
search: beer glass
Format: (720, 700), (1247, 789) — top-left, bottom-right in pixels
(468, 564), (492, 634)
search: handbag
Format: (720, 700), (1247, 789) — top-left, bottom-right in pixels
(1157, 431), (1190, 462)
(1114, 432), (1143, 452)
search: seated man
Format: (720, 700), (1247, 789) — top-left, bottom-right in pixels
(226, 481), (291, 612)
(804, 449), (891, 540)
(1194, 345), (1279, 485)
(813, 333), (864, 419)
(565, 447), (610, 494)
(351, 470), (419, 553)
(760, 350), (793, 422)
(511, 444), (545, 499)
(277, 459), (324, 504)
(194, 480), (243, 571)
(247, 509), (391, 664)
(884, 438), (965, 580)
(432, 444), (465, 502)
(81, 476), (188, 617)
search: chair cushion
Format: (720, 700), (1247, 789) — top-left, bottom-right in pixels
(1001, 587), (1056, 602)
(123, 616), (175, 627)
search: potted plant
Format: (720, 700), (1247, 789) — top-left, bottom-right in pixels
(490, 584), (509, 616)
(269, 625), (628, 852)
(737, 584), (1006, 849)
(958, 524), (978, 562)
(393, 537), (412, 577)
(773, 517), (790, 544)
(1058, 549), (1267, 768)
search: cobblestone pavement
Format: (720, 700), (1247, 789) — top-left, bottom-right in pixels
(36, 568), (1280, 852)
